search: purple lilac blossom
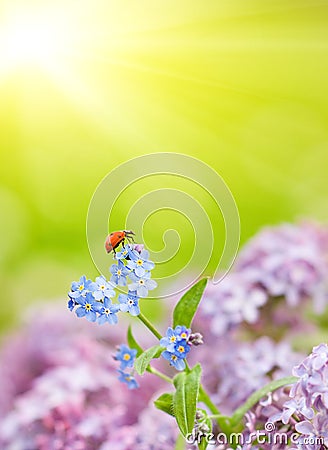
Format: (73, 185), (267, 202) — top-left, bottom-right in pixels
(200, 272), (267, 336)
(236, 223), (328, 312)
(0, 304), (307, 450)
(198, 222), (328, 337)
(99, 405), (181, 450)
(193, 335), (303, 415)
(271, 343), (328, 449)
(0, 306), (163, 450)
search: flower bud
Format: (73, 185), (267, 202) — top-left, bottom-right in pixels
(188, 332), (204, 346)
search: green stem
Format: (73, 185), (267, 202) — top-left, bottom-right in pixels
(136, 314), (172, 383)
(138, 313), (230, 433)
(138, 312), (163, 340)
(148, 366), (173, 384)
(230, 375), (297, 427)
(199, 385), (230, 434)
(199, 385), (220, 415)
(207, 414), (226, 420)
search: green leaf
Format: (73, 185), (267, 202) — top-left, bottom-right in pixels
(134, 345), (163, 375)
(127, 325), (143, 357)
(173, 363), (202, 436)
(173, 278), (207, 328)
(230, 375), (297, 428)
(154, 392), (174, 417)
(174, 434), (186, 450)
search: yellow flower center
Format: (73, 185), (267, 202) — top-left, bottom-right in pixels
(139, 280), (145, 285)
(105, 308), (110, 314)
(137, 259), (143, 266)
(100, 285), (105, 290)
(171, 355), (178, 361)
(117, 269), (122, 276)
(178, 346), (185, 353)
(85, 303), (92, 311)
(180, 333), (187, 339)
(79, 284), (84, 291)
(123, 353), (131, 361)
(169, 336), (176, 343)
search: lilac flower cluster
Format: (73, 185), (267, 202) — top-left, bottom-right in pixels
(68, 244), (157, 322)
(1, 305), (302, 450)
(114, 344), (139, 389)
(232, 344), (328, 450)
(99, 406), (180, 450)
(3, 222), (328, 450)
(0, 306), (162, 450)
(160, 326), (192, 371)
(198, 336), (302, 415)
(272, 343), (328, 448)
(199, 223), (328, 337)
(200, 272), (267, 336)
(189, 336), (304, 449)
(237, 223), (328, 312)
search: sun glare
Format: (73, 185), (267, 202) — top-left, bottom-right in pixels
(5, 21), (58, 63)
(0, 9), (70, 76)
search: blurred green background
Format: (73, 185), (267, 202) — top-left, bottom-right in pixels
(0, 0), (327, 332)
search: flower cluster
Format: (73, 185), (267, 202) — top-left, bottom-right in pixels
(4, 221), (328, 450)
(199, 222), (328, 337)
(200, 272), (267, 336)
(114, 344), (139, 390)
(188, 336), (305, 449)
(68, 244), (157, 323)
(114, 246), (157, 316)
(201, 336), (303, 414)
(68, 275), (119, 324)
(271, 343), (328, 448)
(0, 306), (161, 450)
(160, 326), (192, 371)
(237, 223), (328, 312)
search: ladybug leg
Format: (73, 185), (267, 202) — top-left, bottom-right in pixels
(122, 239), (125, 248)
(126, 234), (135, 244)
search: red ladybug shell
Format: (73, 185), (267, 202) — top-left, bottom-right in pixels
(104, 230), (135, 254)
(105, 231), (126, 253)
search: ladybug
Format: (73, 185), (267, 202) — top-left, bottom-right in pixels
(105, 230), (135, 254)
